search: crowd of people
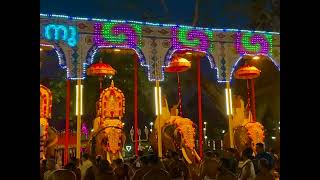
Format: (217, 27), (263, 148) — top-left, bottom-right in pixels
(40, 143), (280, 180)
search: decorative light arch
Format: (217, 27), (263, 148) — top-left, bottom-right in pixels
(229, 53), (280, 83)
(164, 47), (220, 82)
(40, 13), (280, 35)
(40, 43), (70, 79)
(84, 44), (150, 80)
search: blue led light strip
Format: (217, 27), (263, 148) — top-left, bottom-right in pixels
(40, 43), (70, 79)
(40, 13), (280, 35)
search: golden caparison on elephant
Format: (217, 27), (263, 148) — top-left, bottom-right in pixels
(88, 81), (127, 164)
(149, 96), (201, 165)
(40, 84), (58, 161)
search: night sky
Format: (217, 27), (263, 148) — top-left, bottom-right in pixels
(40, 0), (252, 29)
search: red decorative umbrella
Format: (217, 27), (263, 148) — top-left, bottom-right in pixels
(235, 62), (265, 151)
(165, 56), (191, 116)
(87, 58), (116, 93)
(235, 64), (261, 122)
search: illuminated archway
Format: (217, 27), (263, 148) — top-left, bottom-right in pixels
(229, 54), (280, 83)
(85, 45), (149, 80)
(40, 42), (69, 78)
(164, 47), (219, 82)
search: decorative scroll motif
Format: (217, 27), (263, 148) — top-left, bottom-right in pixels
(99, 81), (125, 119)
(235, 32), (273, 56)
(171, 26), (214, 52)
(44, 24), (78, 47)
(40, 84), (52, 119)
(94, 22), (142, 48)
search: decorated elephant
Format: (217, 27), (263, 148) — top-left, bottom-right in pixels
(40, 84), (58, 161)
(149, 96), (200, 165)
(224, 96), (265, 153)
(91, 119), (126, 163)
(89, 81), (126, 164)
(40, 118), (58, 160)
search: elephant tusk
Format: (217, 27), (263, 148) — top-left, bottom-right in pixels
(119, 151), (123, 160)
(182, 147), (192, 164)
(193, 149), (201, 161)
(107, 152), (111, 164)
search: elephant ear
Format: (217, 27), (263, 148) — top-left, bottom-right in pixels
(163, 124), (181, 151)
(121, 131), (126, 145)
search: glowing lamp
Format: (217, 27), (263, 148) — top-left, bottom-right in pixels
(252, 56), (260, 60)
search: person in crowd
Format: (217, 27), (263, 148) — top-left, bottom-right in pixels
(226, 148), (238, 174)
(43, 158), (56, 180)
(127, 157), (137, 178)
(142, 154), (171, 180)
(80, 153), (93, 180)
(113, 158), (130, 180)
(168, 152), (188, 179)
(255, 158), (275, 180)
(131, 155), (151, 180)
(163, 150), (174, 171)
(213, 151), (220, 160)
(83, 165), (95, 180)
(199, 151), (219, 180)
(217, 163), (238, 180)
(238, 147), (256, 180)
(48, 169), (77, 180)
(56, 159), (63, 170)
(255, 143), (274, 171)
(94, 159), (116, 180)
(64, 162), (81, 180)
(40, 160), (47, 180)
(83, 156), (101, 180)
(268, 149), (279, 172)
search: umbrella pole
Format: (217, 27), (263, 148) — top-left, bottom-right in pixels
(64, 79), (70, 165)
(251, 79), (256, 122)
(134, 54), (139, 156)
(246, 80), (250, 109)
(99, 78), (103, 94)
(177, 72), (183, 116)
(197, 57), (203, 159)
